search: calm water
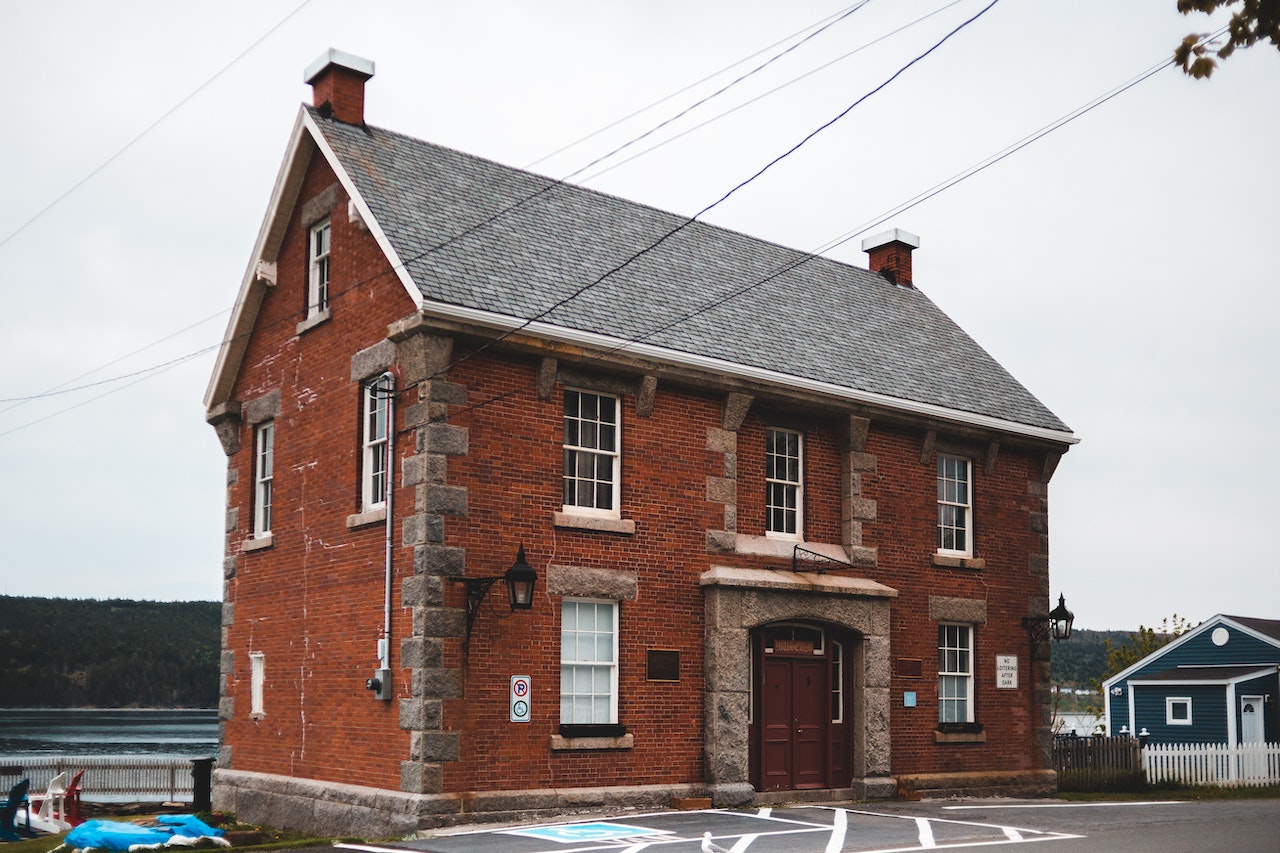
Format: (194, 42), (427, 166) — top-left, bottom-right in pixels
(0, 708), (218, 759)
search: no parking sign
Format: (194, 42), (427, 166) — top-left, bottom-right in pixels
(510, 675), (531, 722)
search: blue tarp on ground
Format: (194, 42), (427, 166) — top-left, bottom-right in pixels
(64, 815), (225, 851)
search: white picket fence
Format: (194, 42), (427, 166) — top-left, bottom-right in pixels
(1, 756), (207, 801)
(1143, 741), (1280, 787)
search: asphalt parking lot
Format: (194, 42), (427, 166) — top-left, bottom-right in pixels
(340, 802), (1081, 853)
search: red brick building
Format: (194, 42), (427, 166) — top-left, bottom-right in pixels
(204, 50), (1077, 834)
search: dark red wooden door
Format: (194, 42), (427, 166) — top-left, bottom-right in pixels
(760, 656), (828, 790)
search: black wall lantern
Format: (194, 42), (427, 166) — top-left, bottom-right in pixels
(1022, 593), (1075, 644)
(450, 545), (537, 649)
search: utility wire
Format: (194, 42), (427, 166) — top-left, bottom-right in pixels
(7, 2), (1198, 432)
(0, 0), (315, 252)
(426, 0), (1002, 383)
(524, 1), (873, 170)
(0, 0), (999, 422)
(0, 308), (228, 407)
(577, 0), (970, 185)
(550, 0), (873, 184)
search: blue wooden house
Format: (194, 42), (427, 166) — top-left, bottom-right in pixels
(1103, 615), (1279, 745)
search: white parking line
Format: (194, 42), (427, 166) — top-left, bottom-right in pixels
(915, 816), (936, 848)
(823, 807), (847, 853)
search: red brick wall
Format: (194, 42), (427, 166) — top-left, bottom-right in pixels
(222, 152), (418, 791)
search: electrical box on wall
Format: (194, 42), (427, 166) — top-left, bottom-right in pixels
(366, 668), (392, 701)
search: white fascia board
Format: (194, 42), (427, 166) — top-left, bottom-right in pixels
(203, 109), (422, 411)
(1102, 617), (1219, 690)
(418, 300), (1079, 447)
(204, 110), (315, 410)
(301, 110), (421, 310)
(1218, 615), (1280, 651)
(1131, 667), (1276, 687)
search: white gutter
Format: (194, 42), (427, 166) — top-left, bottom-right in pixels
(417, 301), (1080, 446)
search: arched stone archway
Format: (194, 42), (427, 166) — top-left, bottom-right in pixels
(701, 566), (897, 805)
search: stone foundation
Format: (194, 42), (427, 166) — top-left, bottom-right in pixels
(895, 769), (1057, 800)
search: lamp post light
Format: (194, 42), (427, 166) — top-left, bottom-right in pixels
(1022, 593), (1075, 645)
(451, 545), (538, 652)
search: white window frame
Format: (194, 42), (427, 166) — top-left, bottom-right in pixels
(559, 598), (619, 725)
(307, 219), (331, 317)
(937, 454), (973, 556)
(562, 390), (620, 518)
(766, 428), (802, 538)
(1166, 696), (1193, 726)
(938, 623), (974, 724)
(249, 652), (265, 718)
(253, 421), (274, 536)
(362, 374), (392, 511)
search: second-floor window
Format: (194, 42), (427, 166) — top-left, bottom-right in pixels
(937, 454), (972, 555)
(766, 428), (802, 537)
(254, 421), (274, 536)
(308, 219), (330, 317)
(362, 374), (392, 511)
(562, 390), (619, 515)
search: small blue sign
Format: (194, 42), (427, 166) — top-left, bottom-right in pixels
(904, 691), (917, 708)
(507, 822), (668, 843)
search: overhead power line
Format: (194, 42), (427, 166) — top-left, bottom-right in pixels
(0, 0), (316, 253)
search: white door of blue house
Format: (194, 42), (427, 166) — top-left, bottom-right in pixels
(1240, 696), (1265, 782)
(1240, 696), (1263, 743)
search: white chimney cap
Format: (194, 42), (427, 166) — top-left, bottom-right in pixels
(304, 48), (375, 84)
(861, 229), (920, 252)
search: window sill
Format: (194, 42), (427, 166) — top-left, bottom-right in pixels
(346, 507), (387, 529)
(296, 308), (331, 335)
(933, 553), (984, 570)
(550, 733), (634, 751)
(249, 712), (265, 721)
(553, 511), (635, 535)
(935, 722), (985, 743)
(241, 534), (274, 552)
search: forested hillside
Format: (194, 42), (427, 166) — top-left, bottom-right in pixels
(1049, 628), (1131, 690)
(0, 596), (219, 708)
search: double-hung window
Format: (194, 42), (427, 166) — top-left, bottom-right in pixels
(937, 454), (972, 555)
(562, 390), (619, 516)
(938, 623), (974, 724)
(253, 421), (274, 536)
(766, 428), (802, 537)
(308, 219), (331, 317)
(362, 374), (392, 511)
(560, 599), (618, 725)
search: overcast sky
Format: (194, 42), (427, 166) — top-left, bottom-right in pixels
(1, 1), (1276, 631)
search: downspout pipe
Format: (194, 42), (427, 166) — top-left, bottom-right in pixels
(381, 376), (395, 672)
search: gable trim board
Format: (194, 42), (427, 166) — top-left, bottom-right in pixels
(205, 107), (1077, 451)
(1103, 616), (1280, 690)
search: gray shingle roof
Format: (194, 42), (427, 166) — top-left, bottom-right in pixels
(311, 109), (1071, 436)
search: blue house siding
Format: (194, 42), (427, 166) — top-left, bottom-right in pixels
(1133, 684), (1226, 744)
(1103, 616), (1280, 741)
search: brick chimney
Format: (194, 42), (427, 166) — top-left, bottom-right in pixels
(304, 49), (375, 125)
(861, 229), (920, 288)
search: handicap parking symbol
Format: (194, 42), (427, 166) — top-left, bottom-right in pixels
(507, 822), (669, 843)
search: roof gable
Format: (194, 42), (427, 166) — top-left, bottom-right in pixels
(1103, 615), (1280, 689)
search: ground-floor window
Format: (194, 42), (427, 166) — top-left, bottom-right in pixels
(938, 623), (973, 724)
(560, 598), (618, 725)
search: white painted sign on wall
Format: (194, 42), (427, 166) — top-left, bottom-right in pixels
(996, 655), (1018, 689)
